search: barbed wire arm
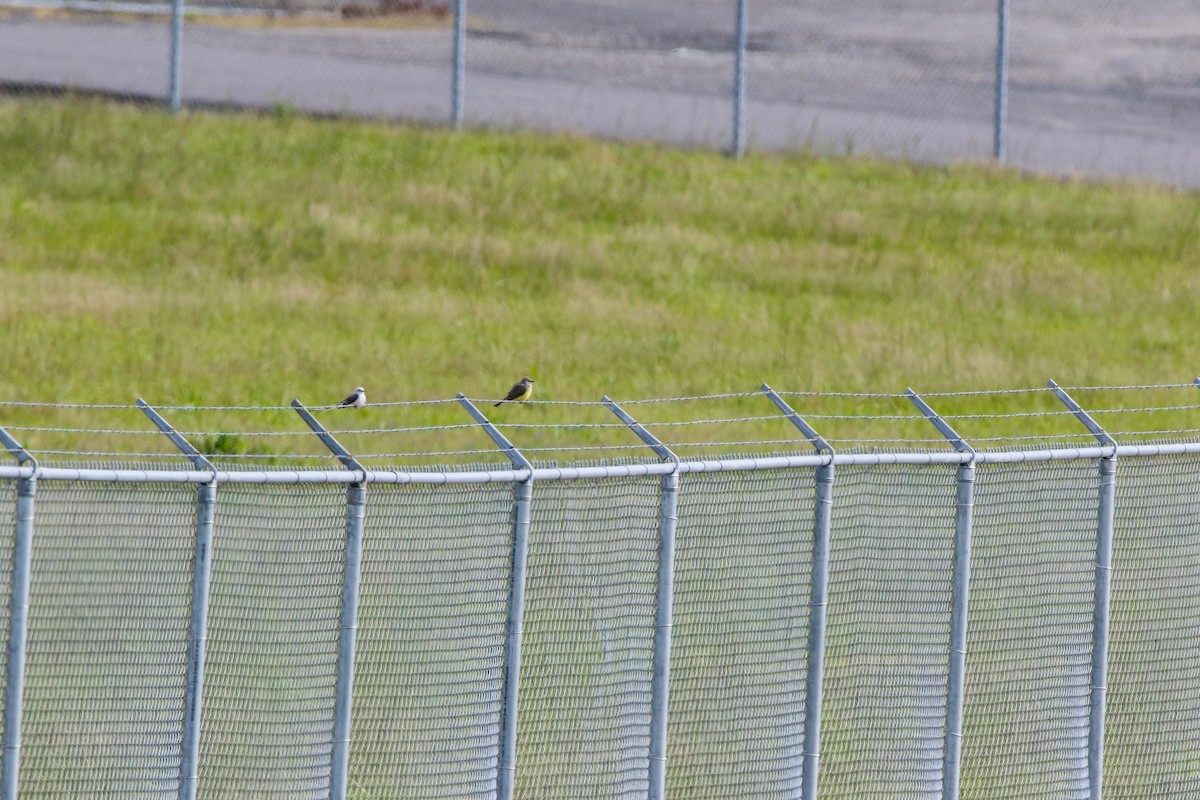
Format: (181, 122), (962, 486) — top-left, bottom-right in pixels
(455, 394), (532, 473)
(761, 384), (834, 455)
(905, 389), (976, 457)
(1048, 380), (1117, 447)
(0, 426), (36, 471)
(601, 396), (678, 464)
(137, 399), (216, 475)
(292, 400), (366, 474)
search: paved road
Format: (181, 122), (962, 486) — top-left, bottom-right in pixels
(1, 1), (1198, 186)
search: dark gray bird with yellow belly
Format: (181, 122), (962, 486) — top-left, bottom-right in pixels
(494, 377), (534, 407)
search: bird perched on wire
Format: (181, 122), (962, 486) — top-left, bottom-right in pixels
(495, 377), (534, 407)
(318, 386), (366, 412)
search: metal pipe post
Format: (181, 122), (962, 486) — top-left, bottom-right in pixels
(291, 400), (368, 800)
(942, 461), (975, 800)
(136, 400), (218, 800)
(1088, 456), (1116, 800)
(601, 397), (679, 800)
(169, 0), (184, 112)
(801, 462), (833, 800)
(761, 385), (834, 800)
(758, 386), (835, 796)
(993, 0), (1009, 161)
(731, 0), (748, 158)
(0, 428), (37, 800)
(647, 472), (679, 800)
(179, 481), (215, 800)
(497, 477), (532, 800)
(906, 389), (977, 800)
(330, 483), (366, 800)
(1047, 380), (1117, 800)
(452, 0), (466, 128)
(457, 394), (532, 800)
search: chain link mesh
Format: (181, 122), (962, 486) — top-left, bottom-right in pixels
(819, 464), (956, 800)
(348, 481), (513, 800)
(3, 449), (1200, 796)
(0, 481), (15, 752)
(1106, 455), (1200, 798)
(515, 476), (660, 799)
(962, 459), (1099, 800)
(198, 484), (347, 799)
(19, 481), (196, 798)
(667, 469), (815, 800)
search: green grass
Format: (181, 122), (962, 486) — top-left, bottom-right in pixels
(1, 96), (1199, 463)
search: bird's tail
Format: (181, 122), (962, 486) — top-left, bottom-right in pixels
(493, 401), (504, 407)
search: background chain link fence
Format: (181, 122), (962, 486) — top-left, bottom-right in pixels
(0, 0), (1197, 186)
(1, 449), (1199, 797)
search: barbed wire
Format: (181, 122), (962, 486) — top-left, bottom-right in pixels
(3, 382), (1200, 461)
(1059, 382), (1198, 392)
(0, 426), (165, 435)
(1, 381), (1197, 411)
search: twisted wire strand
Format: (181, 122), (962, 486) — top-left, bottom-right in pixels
(0, 426), (165, 435)
(1059, 382), (1198, 392)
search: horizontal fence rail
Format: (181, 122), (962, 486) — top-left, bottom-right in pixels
(3, 384), (1200, 798)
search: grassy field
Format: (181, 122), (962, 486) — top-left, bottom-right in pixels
(1, 96), (1199, 463)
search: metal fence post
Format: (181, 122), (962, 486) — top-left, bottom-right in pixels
(601, 397), (679, 800)
(456, 394), (532, 800)
(993, 0), (1009, 161)
(292, 400), (369, 800)
(1048, 380), (1117, 800)
(169, 0), (184, 112)
(906, 389), (977, 800)
(762, 384), (834, 800)
(0, 428), (36, 800)
(452, 0), (466, 128)
(137, 400), (219, 800)
(731, 0), (748, 158)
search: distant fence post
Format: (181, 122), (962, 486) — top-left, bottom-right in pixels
(731, 0), (748, 158)
(993, 0), (1009, 161)
(452, 0), (466, 128)
(601, 397), (679, 800)
(0, 428), (36, 800)
(1048, 381), (1117, 800)
(905, 389), (977, 800)
(291, 400), (369, 800)
(457, 394), (533, 800)
(762, 385), (834, 800)
(169, 0), (184, 112)
(137, 399), (219, 800)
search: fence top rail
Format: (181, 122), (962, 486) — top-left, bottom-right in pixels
(2, 441), (1200, 484)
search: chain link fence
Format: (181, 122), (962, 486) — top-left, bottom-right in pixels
(2, 385), (1200, 799)
(0, 0), (1197, 186)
